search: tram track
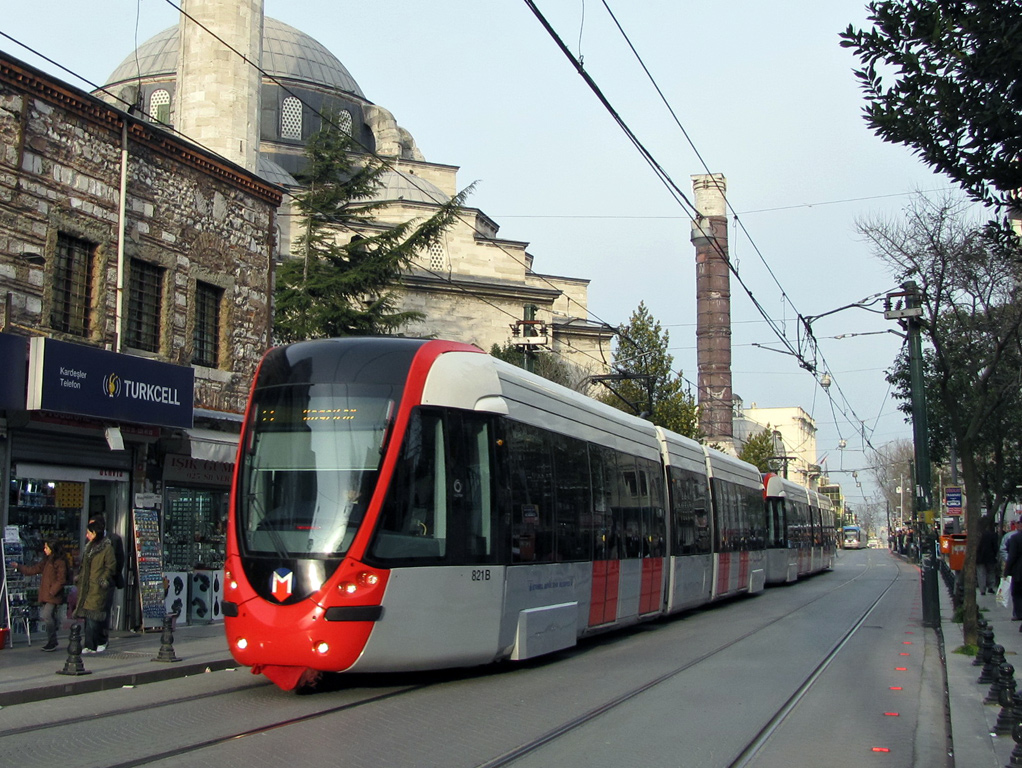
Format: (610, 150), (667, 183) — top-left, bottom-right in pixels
(1, 552), (901, 768)
(477, 554), (905, 768)
(0, 678), (271, 739)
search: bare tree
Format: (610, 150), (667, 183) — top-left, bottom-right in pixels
(869, 438), (916, 527)
(859, 192), (1022, 644)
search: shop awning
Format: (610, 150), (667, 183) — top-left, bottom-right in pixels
(184, 428), (239, 463)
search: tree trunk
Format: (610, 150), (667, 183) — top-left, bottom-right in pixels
(960, 449), (983, 646)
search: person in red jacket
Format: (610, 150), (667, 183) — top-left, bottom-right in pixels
(10, 539), (68, 651)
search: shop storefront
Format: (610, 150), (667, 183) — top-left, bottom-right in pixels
(160, 453), (235, 625)
(1, 335), (198, 634)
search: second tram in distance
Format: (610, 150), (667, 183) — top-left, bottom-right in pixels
(223, 338), (835, 690)
(842, 524), (867, 549)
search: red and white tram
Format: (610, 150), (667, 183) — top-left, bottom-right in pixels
(223, 338), (825, 690)
(762, 472), (837, 584)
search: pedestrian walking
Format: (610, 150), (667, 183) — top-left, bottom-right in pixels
(978, 517), (999, 594)
(8, 539), (68, 651)
(74, 519), (115, 653)
(88, 514), (124, 648)
(1000, 520), (1018, 580)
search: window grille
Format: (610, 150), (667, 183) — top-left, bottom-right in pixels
(193, 281), (223, 367)
(428, 240), (448, 272)
(51, 233), (94, 336)
(126, 259), (163, 352)
(281, 97), (303, 140)
(150, 89), (171, 124)
(336, 109), (353, 136)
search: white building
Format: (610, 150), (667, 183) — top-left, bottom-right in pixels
(735, 402), (822, 489)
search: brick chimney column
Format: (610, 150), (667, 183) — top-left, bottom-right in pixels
(691, 174), (733, 440)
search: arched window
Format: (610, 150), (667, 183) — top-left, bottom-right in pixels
(281, 97), (303, 140)
(150, 89), (171, 125)
(336, 109), (353, 136)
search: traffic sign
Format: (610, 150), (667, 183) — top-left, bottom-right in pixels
(945, 486), (963, 515)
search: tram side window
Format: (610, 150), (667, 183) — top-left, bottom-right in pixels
(618, 455), (643, 558)
(372, 409), (447, 561)
(507, 421), (556, 562)
(551, 433), (592, 561)
(591, 446), (620, 561)
(789, 501), (808, 548)
(712, 479), (735, 552)
(712, 479), (764, 552)
(744, 484), (766, 549)
(669, 466), (711, 555)
(642, 457), (667, 557)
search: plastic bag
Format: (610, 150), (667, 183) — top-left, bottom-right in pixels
(997, 577), (1011, 608)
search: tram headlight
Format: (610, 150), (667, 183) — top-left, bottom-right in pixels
(338, 581), (358, 594)
(315, 641), (330, 655)
(236, 637), (248, 650)
(357, 572), (379, 587)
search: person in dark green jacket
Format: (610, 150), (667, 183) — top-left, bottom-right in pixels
(74, 520), (115, 653)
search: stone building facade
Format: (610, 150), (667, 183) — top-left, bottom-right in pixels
(96, 3), (614, 379)
(0, 49), (281, 632)
(1, 52), (279, 411)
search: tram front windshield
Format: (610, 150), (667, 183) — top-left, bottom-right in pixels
(238, 383), (393, 557)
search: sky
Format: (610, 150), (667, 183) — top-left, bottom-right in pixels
(0, 0), (955, 512)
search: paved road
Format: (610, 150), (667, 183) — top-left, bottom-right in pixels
(0, 549), (948, 768)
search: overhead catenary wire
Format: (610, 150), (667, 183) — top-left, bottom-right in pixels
(544, 1), (905, 462)
(2, 7), (888, 450)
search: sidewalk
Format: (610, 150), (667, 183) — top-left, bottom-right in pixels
(0, 620), (237, 707)
(941, 575), (1022, 768)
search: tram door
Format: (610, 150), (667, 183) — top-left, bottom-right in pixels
(444, 413), (499, 565)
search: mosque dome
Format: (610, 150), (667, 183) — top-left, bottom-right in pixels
(104, 17), (365, 98)
(372, 169), (449, 204)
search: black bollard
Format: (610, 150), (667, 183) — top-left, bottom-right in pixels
(983, 645), (1007, 686)
(953, 574), (965, 609)
(56, 624), (92, 677)
(1009, 718), (1022, 768)
(976, 622), (993, 667)
(977, 625), (993, 670)
(989, 662), (1015, 706)
(996, 685), (1021, 734)
(151, 613), (182, 663)
(979, 630), (997, 680)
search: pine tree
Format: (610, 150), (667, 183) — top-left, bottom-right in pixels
(600, 302), (699, 439)
(738, 428), (775, 473)
(274, 114), (469, 342)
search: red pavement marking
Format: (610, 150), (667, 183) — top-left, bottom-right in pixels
(884, 712), (899, 717)
(895, 667), (908, 671)
(899, 652), (910, 656)
(890, 686), (903, 690)
(902, 641), (913, 644)
(872, 747), (891, 752)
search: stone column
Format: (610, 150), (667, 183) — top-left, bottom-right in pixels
(175, 0), (263, 172)
(691, 173), (733, 440)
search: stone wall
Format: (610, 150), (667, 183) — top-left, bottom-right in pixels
(0, 53), (280, 416)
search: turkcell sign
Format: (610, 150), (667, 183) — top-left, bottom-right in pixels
(27, 338), (194, 428)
